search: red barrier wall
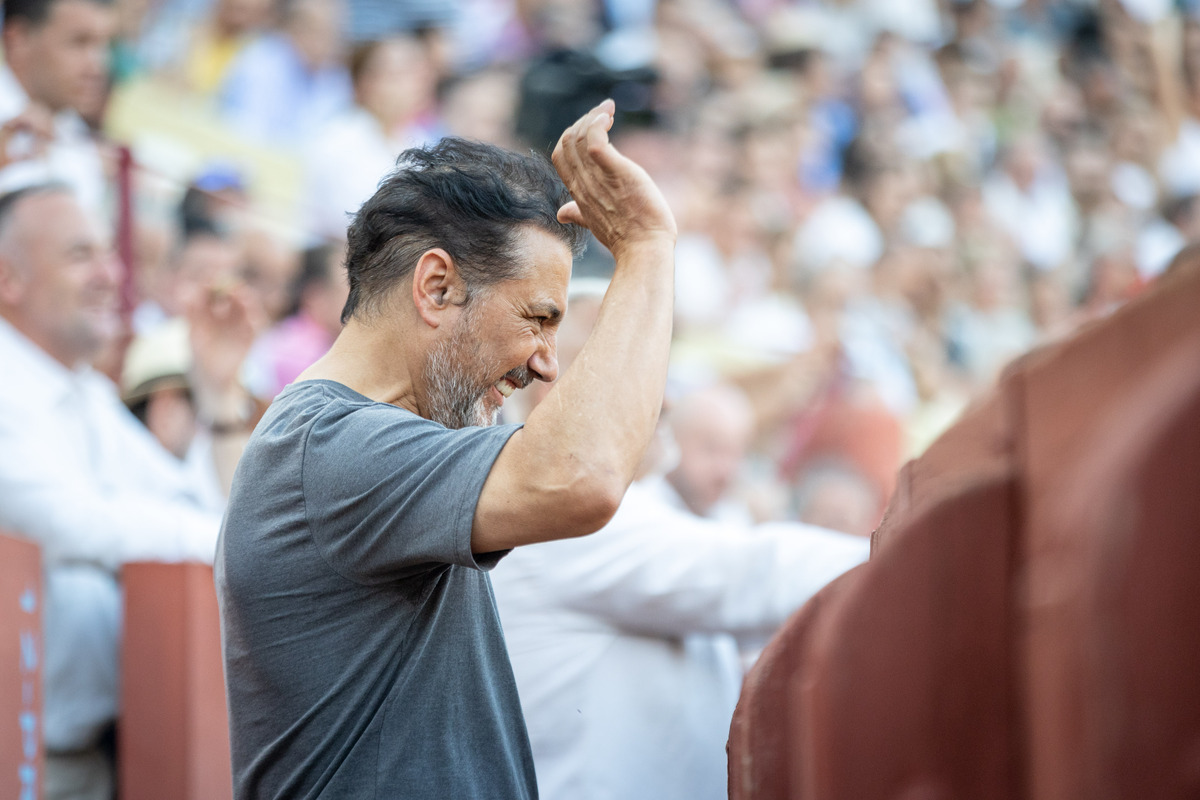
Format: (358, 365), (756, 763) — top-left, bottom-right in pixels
(0, 532), (43, 800)
(731, 251), (1200, 800)
(120, 562), (232, 800)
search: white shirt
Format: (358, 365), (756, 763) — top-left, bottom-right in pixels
(0, 64), (108, 219)
(492, 478), (869, 800)
(302, 106), (437, 240)
(0, 317), (221, 749)
(982, 167), (1079, 272)
(0, 317), (221, 569)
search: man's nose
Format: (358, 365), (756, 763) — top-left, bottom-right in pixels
(94, 252), (121, 289)
(528, 338), (559, 384)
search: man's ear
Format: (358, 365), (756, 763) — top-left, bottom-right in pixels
(2, 21), (32, 67)
(411, 248), (467, 328)
(0, 252), (26, 307)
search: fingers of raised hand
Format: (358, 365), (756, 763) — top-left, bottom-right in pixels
(556, 200), (583, 226)
(554, 100), (615, 174)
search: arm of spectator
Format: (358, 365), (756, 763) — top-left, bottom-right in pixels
(188, 280), (263, 496)
(473, 100), (678, 551)
(0, 412), (221, 572)
(509, 484), (868, 641)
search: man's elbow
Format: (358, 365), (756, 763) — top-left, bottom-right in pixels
(547, 471), (626, 540)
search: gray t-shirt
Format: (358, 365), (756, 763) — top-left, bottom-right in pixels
(215, 380), (535, 799)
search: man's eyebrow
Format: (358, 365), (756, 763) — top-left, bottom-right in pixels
(530, 302), (562, 319)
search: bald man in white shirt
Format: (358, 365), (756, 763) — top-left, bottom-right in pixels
(0, 184), (255, 800)
(492, 286), (870, 800)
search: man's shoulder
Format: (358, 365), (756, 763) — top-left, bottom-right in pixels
(254, 380), (508, 459)
(262, 380), (431, 435)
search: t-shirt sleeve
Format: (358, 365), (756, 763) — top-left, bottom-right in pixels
(300, 400), (519, 584)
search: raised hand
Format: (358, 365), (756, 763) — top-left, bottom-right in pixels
(0, 104), (54, 169)
(187, 280), (264, 422)
(551, 99), (677, 262)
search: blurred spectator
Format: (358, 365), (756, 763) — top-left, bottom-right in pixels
(0, 0), (114, 216)
(0, 0), (1195, 790)
(121, 317), (228, 507)
(1137, 192), (1200, 279)
(303, 34), (441, 239)
(792, 458), (882, 538)
(131, 224), (242, 332)
(982, 132), (1078, 271)
(178, 162), (251, 235)
(243, 239), (347, 399)
(343, 0), (458, 44)
(238, 227), (300, 323)
(181, 0), (274, 95)
(0, 184), (255, 799)
(218, 0), (352, 146)
(945, 247), (1037, 385)
(662, 382), (756, 524)
(441, 66), (520, 147)
(493, 286), (868, 800)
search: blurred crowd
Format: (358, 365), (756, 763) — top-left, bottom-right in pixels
(0, 0), (1192, 535)
(2, 0), (1196, 796)
(19, 0), (1185, 537)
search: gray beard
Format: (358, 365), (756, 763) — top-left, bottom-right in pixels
(423, 320), (500, 429)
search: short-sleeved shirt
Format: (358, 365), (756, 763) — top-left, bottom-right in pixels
(215, 380), (535, 799)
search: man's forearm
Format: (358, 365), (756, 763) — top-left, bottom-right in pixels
(529, 239), (675, 493)
(474, 240), (674, 549)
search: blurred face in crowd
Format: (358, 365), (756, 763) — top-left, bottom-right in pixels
(171, 233), (243, 317)
(0, 189), (120, 367)
(240, 231), (298, 323)
(665, 385), (755, 517)
(794, 464), (880, 537)
(442, 69), (517, 147)
(420, 227), (570, 429)
(215, 0), (272, 37)
(145, 385), (197, 459)
(303, 245), (349, 338)
(3, 0), (115, 114)
(287, 0), (344, 70)
(356, 36), (435, 129)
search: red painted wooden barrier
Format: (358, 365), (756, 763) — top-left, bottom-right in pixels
(119, 562), (231, 800)
(728, 567), (864, 800)
(0, 532), (43, 800)
(731, 248), (1200, 800)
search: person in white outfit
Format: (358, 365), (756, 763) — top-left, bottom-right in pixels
(0, 184), (256, 800)
(492, 286), (869, 800)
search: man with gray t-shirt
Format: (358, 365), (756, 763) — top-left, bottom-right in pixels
(216, 100), (677, 799)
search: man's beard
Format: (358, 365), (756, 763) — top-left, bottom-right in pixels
(423, 308), (533, 429)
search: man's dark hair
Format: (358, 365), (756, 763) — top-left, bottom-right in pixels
(342, 138), (586, 324)
(4, 0), (113, 28)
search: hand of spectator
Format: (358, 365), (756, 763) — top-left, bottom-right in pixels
(187, 279), (264, 426)
(552, 99), (677, 262)
(0, 104), (54, 169)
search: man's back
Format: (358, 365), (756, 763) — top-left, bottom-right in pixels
(217, 380), (535, 799)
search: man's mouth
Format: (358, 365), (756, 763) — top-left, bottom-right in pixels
(493, 367), (533, 399)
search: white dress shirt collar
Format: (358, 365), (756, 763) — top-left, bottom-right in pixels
(0, 314), (87, 408)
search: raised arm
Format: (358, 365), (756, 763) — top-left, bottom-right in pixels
(472, 101), (677, 552)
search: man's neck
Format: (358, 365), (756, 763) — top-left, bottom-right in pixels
(298, 319), (420, 413)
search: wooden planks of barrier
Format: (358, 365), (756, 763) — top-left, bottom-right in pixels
(730, 248), (1200, 800)
(0, 532), (43, 800)
(120, 562), (232, 800)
